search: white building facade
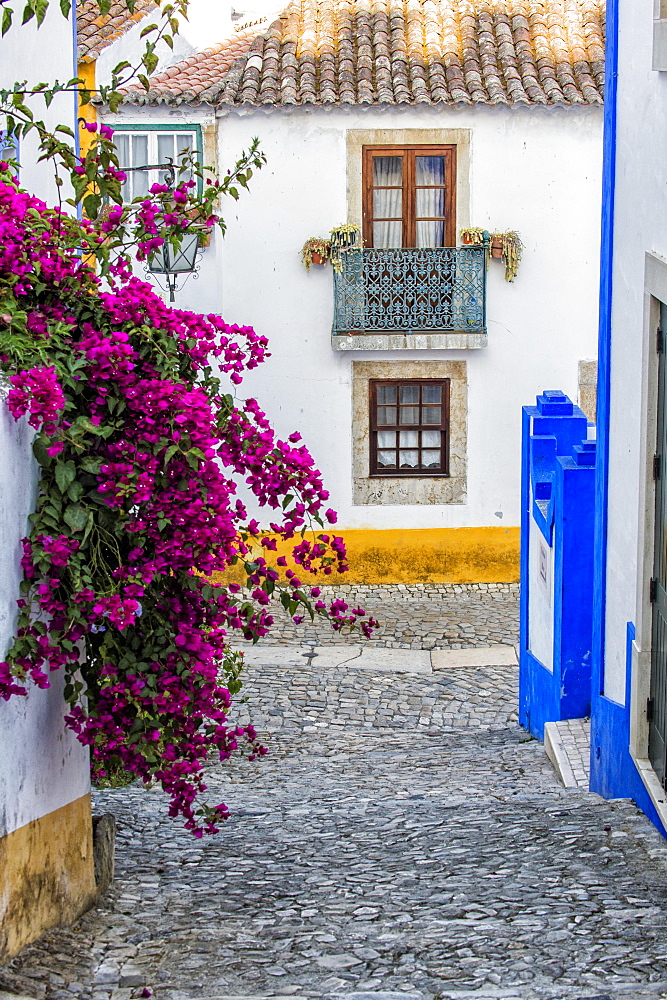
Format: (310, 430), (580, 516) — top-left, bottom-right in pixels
(100, 0), (605, 584)
(587, 0), (667, 834)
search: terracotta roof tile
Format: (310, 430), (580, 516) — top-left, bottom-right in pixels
(77, 0), (158, 62)
(123, 0), (604, 108)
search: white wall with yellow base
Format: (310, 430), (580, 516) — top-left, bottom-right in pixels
(0, 404), (97, 963)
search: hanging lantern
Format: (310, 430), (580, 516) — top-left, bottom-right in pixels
(148, 233), (201, 302)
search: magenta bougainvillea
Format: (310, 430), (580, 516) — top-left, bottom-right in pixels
(0, 161), (376, 835)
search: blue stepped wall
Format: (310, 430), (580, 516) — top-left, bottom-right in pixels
(519, 391), (596, 740)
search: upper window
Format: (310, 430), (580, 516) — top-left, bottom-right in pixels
(369, 379), (450, 477)
(113, 128), (201, 202)
(362, 145), (456, 249)
(0, 131), (19, 168)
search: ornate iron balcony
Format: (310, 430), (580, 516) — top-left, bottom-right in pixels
(332, 245), (486, 337)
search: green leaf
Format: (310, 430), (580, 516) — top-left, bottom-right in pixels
(63, 503), (89, 533)
(81, 511), (94, 544)
(83, 191), (101, 220)
(2, 7), (13, 34)
(55, 459), (77, 493)
(70, 415), (105, 436)
(32, 437), (51, 467)
(80, 457), (102, 474)
(67, 481), (84, 502)
(142, 50), (158, 74)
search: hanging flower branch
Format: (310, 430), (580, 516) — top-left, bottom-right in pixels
(0, 155), (376, 836)
(0, 0), (377, 837)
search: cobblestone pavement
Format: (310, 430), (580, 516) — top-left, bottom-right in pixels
(229, 647), (519, 733)
(262, 584), (519, 649)
(4, 590), (667, 1000)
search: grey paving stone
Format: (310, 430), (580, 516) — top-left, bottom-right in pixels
(431, 647), (517, 669)
(3, 587), (667, 1000)
(253, 584), (519, 650)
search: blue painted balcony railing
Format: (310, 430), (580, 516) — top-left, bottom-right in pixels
(332, 245), (487, 337)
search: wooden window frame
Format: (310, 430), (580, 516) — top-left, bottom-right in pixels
(362, 144), (457, 249)
(369, 378), (450, 478)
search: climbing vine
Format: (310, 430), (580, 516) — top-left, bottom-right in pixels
(0, 0), (376, 836)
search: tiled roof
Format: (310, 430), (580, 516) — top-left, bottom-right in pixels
(77, 0), (158, 63)
(123, 0), (605, 109)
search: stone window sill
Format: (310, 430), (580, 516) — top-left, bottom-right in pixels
(332, 332), (487, 351)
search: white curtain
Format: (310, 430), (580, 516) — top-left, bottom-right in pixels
(415, 155), (445, 247)
(373, 156), (402, 248)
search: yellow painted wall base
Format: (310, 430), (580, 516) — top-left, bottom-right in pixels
(0, 794), (97, 962)
(333, 526), (520, 584)
(216, 526), (520, 586)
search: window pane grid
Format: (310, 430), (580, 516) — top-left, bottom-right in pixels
(370, 380), (449, 477)
(114, 130), (199, 203)
(363, 145), (456, 248)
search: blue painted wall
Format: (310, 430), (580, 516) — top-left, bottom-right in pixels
(519, 391), (595, 740)
(590, 623), (666, 834)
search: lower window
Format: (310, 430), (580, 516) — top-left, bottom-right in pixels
(369, 379), (449, 476)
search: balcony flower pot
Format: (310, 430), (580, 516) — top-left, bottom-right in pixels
(490, 236), (504, 259)
(489, 231), (524, 281)
(460, 227), (486, 247)
(301, 237), (332, 271)
(329, 223), (360, 250)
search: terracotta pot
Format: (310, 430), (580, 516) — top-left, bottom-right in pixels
(490, 237), (504, 259)
(310, 251), (327, 266)
(462, 232), (473, 245)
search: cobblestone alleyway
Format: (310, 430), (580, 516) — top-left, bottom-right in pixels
(4, 586), (667, 1000)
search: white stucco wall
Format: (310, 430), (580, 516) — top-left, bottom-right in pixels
(0, 7), (90, 839)
(603, 3), (667, 703)
(109, 102), (602, 532)
(0, 404), (91, 839)
(0, 2), (75, 204)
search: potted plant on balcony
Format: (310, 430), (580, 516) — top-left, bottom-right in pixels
(460, 227), (487, 246)
(489, 233), (505, 259)
(487, 231), (524, 281)
(329, 223), (361, 273)
(301, 236), (332, 271)
(330, 223), (360, 250)
(500, 230), (524, 283)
